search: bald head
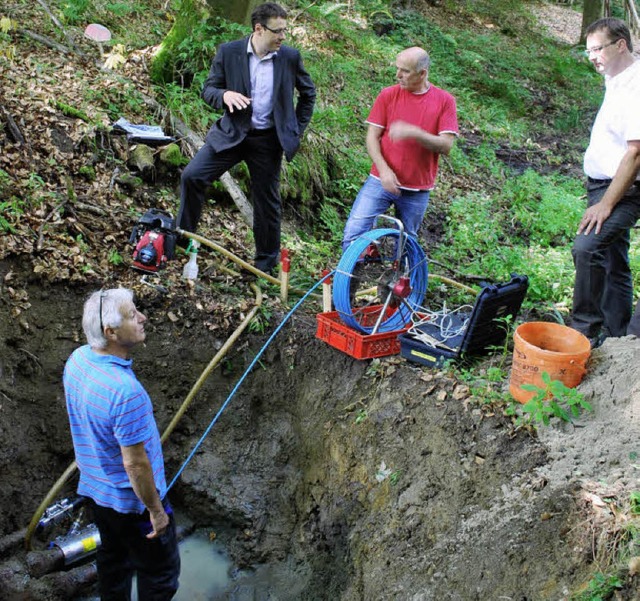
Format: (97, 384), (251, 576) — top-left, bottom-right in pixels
(396, 47), (430, 92)
(398, 47), (431, 73)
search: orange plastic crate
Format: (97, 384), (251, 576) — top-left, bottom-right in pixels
(315, 305), (412, 359)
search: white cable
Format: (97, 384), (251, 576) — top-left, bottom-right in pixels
(407, 303), (474, 349)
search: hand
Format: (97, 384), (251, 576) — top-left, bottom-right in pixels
(577, 201), (612, 236)
(223, 91), (251, 113)
(388, 121), (419, 142)
(379, 169), (401, 196)
(146, 508), (169, 539)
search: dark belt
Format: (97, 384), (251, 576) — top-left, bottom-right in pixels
(587, 176), (612, 185)
(247, 127), (276, 137)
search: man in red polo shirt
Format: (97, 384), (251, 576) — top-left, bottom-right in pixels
(341, 46), (458, 250)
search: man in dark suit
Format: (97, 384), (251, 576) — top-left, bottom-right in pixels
(177, 2), (316, 274)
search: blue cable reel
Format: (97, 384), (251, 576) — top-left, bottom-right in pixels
(334, 225), (428, 334)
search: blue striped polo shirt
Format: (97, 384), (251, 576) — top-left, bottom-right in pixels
(63, 345), (167, 514)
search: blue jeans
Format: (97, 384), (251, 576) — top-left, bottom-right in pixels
(571, 179), (640, 338)
(341, 176), (430, 251)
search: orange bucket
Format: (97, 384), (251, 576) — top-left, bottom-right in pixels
(509, 322), (591, 404)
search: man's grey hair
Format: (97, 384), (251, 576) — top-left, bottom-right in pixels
(82, 288), (133, 349)
(415, 51), (431, 73)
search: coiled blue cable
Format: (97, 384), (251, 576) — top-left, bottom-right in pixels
(334, 228), (428, 334)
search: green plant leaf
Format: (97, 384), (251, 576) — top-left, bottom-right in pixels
(520, 384), (541, 392)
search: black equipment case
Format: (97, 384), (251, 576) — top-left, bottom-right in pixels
(399, 274), (529, 367)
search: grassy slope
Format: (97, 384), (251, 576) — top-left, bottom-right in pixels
(3, 0), (637, 311)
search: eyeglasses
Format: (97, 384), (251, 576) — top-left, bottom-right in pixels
(99, 291), (106, 334)
(583, 40), (618, 57)
(262, 23), (287, 35)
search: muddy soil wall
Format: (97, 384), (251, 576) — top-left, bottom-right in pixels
(0, 262), (598, 599)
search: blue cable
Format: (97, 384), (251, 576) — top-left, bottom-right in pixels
(167, 271), (333, 492)
(333, 229), (428, 334)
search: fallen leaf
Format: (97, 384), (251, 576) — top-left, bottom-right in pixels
(584, 492), (606, 507)
(452, 384), (470, 400)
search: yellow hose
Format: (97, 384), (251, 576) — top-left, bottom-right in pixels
(25, 231), (476, 550)
(178, 229), (281, 286)
(161, 279), (262, 443)
(178, 229), (321, 299)
(24, 461), (77, 551)
(25, 250), (265, 550)
(428, 273), (478, 296)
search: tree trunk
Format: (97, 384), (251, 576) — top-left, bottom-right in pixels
(580, 0), (605, 44)
(205, 0), (260, 25)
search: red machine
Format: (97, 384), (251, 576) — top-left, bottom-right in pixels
(129, 209), (177, 273)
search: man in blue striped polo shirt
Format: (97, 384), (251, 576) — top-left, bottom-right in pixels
(63, 288), (180, 599)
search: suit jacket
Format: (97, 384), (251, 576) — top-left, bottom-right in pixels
(202, 37), (316, 162)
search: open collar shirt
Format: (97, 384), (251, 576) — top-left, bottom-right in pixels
(247, 37), (276, 130)
(584, 59), (640, 180)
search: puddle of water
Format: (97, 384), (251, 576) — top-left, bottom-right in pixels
(133, 529), (233, 600)
(174, 530), (233, 599)
(76, 526), (309, 600)
(78, 528), (233, 600)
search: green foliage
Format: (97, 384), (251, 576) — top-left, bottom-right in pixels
(84, 78), (147, 121)
(571, 572), (624, 600)
(78, 165), (96, 181)
(505, 168), (584, 246)
(151, 1), (248, 84)
(355, 409), (368, 424)
(0, 15), (16, 61)
(56, 101), (92, 123)
(316, 196), (348, 242)
(435, 170), (583, 304)
(107, 249), (124, 265)
(389, 470), (400, 486)
(75, 234), (90, 253)
(157, 79), (211, 130)
(509, 371), (592, 427)
(451, 361), (511, 408)
(248, 305), (273, 334)
(485, 314), (515, 370)
(0, 199), (23, 233)
(61, 0), (91, 24)
(61, 0), (165, 47)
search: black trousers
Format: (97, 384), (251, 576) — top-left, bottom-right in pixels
(91, 500), (180, 601)
(178, 129), (284, 272)
(571, 179), (640, 338)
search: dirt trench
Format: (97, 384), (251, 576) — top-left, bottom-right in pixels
(0, 257), (636, 600)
